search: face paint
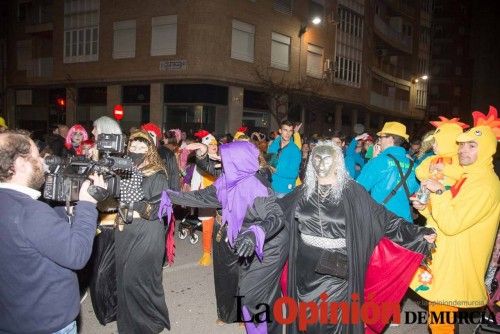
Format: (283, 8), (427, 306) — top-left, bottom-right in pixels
(312, 146), (336, 178)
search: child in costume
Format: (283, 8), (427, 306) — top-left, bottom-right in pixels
(191, 130), (220, 266)
(415, 117), (469, 190)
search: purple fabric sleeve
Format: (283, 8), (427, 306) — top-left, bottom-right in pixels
(158, 190), (173, 224)
(246, 225), (265, 262)
(242, 305), (268, 334)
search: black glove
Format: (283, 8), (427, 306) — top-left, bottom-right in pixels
(234, 231), (256, 257)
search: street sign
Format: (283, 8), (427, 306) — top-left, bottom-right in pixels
(113, 104), (124, 121)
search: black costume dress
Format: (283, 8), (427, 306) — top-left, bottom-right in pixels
(295, 191), (348, 334)
(166, 178), (288, 334)
(279, 181), (434, 334)
(114, 171), (170, 334)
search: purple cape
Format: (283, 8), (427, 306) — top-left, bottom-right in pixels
(213, 141), (268, 247)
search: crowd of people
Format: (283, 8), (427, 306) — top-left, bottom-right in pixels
(0, 106), (499, 334)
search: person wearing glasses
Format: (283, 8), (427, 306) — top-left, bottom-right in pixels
(356, 122), (419, 222)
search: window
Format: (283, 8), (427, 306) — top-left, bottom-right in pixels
(231, 20), (255, 63)
(17, 1), (30, 22)
(419, 27), (430, 44)
(455, 66), (462, 76)
(63, 0), (99, 63)
(273, 0), (293, 15)
(419, 58), (428, 75)
(271, 32), (290, 70)
(421, 0), (432, 12)
(335, 56), (361, 86)
(430, 85), (439, 96)
(151, 15), (177, 56)
(16, 40), (32, 71)
(454, 87), (461, 96)
(402, 24), (412, 37)
(335, 2), (364, 87)
(416, 82), (428, 108)
(113, 20), (136, 59)
(306, 44), (323, 78)
(338, 6), (363, 38)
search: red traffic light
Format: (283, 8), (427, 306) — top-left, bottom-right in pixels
(56, 98), (65, 107)
(113, 104), (124, 121)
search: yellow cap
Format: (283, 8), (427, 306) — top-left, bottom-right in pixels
(377, 122), (409, 141)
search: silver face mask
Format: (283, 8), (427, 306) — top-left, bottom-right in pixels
(311, 146), (336, 178)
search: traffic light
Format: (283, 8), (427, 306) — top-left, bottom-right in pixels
(56, 98), (65, 108)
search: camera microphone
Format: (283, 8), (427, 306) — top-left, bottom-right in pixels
(98, 156), (133, 170)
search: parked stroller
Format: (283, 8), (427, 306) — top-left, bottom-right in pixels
(178, 214), (202, 244)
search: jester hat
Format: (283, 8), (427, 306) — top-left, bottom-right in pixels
(429, 116), (469, 155)
(234, 126), (249, 141)
(457, 106), (500, 167)
(141, 122), (162, 146)
(194, 129), (216, 146)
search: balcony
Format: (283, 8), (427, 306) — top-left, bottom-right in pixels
(26, 57), (53, 79)
(386, 0), (415, 17)
(373, 61), (412, 82)
(374, 15), (413, 53)
(25, 2), (53, 34)
(372, 66), (412, 87)
(370, 91), (409, 114)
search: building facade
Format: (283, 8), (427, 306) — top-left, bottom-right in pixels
(3, 0), (431, 138)
(427, 0), (472, 123)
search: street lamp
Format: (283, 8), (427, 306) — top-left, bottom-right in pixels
(412, 75), (429, 84)
(298, 0), (324, 37)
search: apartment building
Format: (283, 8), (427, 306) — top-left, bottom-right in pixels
(3, 0), (431, 138)
(427, 0), (472, 123)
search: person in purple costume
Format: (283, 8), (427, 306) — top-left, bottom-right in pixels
(160, 141), (288, 334)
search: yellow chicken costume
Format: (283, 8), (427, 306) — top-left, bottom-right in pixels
(411, 106), (500, 333)
(415, 117), (469, 188)
(192, 130), (218, 266)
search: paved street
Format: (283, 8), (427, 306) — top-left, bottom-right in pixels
(78, 231), (484, 334)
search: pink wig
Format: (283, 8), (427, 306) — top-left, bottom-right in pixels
(65, 124), (89, 153)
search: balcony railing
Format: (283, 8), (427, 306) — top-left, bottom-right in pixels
(26, 57), (53, 79)
(374, 15), (413, 53)
(370, 91), (409, 114)
(374, 61), (411, 81)
(386, 0), (415, 16)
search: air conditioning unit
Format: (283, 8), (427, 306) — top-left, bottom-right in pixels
(376, 48), (388, 57)
(324, 58), (333, 71)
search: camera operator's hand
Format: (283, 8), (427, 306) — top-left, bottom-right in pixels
(79, 173), (106, 204)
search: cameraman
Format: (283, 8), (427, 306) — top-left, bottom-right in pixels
(0, 130), (105, 334)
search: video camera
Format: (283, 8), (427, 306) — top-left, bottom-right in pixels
(43, 134), (131, 202)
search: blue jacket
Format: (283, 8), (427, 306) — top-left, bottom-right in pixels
(0, 189), (98, 333)
(267, 136), (301, 194)
(344, 139), (365, 178)
(356, 146), (419, 222)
